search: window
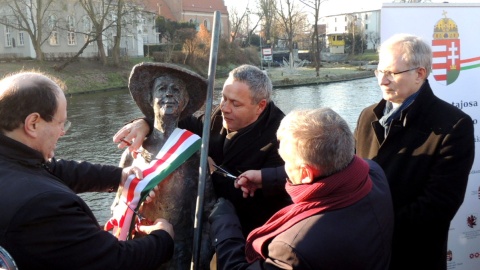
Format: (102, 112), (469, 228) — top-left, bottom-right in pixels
(18, 32), (24, 46)
(48, 15), (57, 30)
(68, 32), (76, 45)
(48, 15), (58, 45)
(365, 14), (368, 20)
(67, 16), (75, 31)
(365, 24), (368, 30)
(5, 25), (12, 47)
(82, 16), (92, 44)
(67, 16), (76, 45)
(50, 31), (58, 45)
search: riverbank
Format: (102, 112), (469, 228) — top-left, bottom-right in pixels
(0, 59), (375, 94)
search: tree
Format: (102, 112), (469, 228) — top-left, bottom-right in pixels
(79, 0), (116, 66)
(227, 5), (249, 43)
(196, 23), (211, 59)
(300, 0), (327, 77)
(0, 0), (59, 61)
(275, 0), (308, 68)
(156, 16), (196, 62)
(344, 33), (367, 55)
(258, 0), (276, 47)
(245, 8), (263, 47)
(111, 0), (125, 66)
(367, 31), (380, 51)
(182, 28), (200, 65)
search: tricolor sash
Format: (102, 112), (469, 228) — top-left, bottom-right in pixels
(104, 128), (201, 240)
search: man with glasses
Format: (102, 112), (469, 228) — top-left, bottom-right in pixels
(0, 71), (175, 269)
(355, 34), (475, 270)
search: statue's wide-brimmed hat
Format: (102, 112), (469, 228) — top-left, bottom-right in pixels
(129, 62), (207, 120)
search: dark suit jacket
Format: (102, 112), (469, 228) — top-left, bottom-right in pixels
(211, 159), (394, 270)
(354, 80), (475, 270)
(180, 102), (291, 236)
(0, 134), (174, 270)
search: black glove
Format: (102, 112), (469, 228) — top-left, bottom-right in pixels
(208, 197), (236, 224)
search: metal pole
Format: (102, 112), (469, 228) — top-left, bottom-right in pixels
(191, 10), (220, 270)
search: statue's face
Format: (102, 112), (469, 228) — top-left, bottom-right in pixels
(152, 75), (189, 117)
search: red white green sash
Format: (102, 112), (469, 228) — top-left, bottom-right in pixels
(104, 128), (201, 240)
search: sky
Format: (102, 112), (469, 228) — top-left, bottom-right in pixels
(224, 0), (480, 17)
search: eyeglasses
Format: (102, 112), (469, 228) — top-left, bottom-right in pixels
(374, 67), (419, 81)
(47, 115), (72, 132)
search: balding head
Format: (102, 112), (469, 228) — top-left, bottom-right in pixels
(0, 71), (65, 133)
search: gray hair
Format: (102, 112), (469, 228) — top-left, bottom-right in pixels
(277, 107), (354, 177)
(228, 64), (272, 104)
(378, 33), (432, 77)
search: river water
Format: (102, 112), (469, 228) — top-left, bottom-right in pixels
(55, 76), (380, 224)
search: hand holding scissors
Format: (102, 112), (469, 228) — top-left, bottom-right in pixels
(212, 164), (237, 180)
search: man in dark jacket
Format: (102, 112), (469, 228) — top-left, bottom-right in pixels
(354, 34), (475, 270)
(209, 108), (394, 269)
(114, 64), (291, 236)
(0, 71), (174, 270)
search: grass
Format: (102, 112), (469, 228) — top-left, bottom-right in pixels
(0, 57), (375, 94)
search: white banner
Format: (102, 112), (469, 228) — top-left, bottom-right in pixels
(382, 3), (480, 269)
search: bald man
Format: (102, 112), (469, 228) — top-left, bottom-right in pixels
(0, 71), (174, 270)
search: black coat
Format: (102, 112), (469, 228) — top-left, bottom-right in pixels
(354, 80), (475, 270)
(210, 159), (394, 270)
(180, 102), (291, 236)
(0, 134), (174, 270)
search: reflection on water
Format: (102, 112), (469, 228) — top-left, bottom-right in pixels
(272, 77), (380, 129)
(57, 77), (380, 223)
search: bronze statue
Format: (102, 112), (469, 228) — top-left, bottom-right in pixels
(112, 62), (215, 270)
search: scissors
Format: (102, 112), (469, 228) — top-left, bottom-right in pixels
(212, 164), (237, 180)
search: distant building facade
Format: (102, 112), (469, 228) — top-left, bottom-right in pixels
(320, 9), (381, 54)
(0, 0), (229, 60)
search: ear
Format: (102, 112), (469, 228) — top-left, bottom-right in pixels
(24, 113), (41, 138)
(300, 164), (321, 184)
(416, 67), (427, 81)
(256, 99), (267, 115)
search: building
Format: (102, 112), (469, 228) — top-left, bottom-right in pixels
(131, 0), (229, 39)
(320, 9), (381, 54)
(0, 0), (158, 60)
(0, 0), (229, 60)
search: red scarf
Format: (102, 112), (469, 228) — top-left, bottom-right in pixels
(245, 156), (373, 262)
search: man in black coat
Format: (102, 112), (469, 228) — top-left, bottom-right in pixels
(355, 34), (475, 270)
(0, 71), (174, 270)
(208, 108), (394, 269)
(114, 64), (291, 236)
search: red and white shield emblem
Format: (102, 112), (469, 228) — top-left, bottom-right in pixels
(432, 39), (461, 85)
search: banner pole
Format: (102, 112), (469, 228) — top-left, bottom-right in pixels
(192, 10), (221, 270)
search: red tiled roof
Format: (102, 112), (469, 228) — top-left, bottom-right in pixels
(182, 0), (228, 13)
(143, 0), (176, 20)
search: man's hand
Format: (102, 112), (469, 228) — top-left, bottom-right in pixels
(120, 166), (158, 204)
(136, 218), (174, 239)
(208, 198), (236, 224)
(113, 119), (150, 158)
(235, 170), (263, 198)
(121, 166), (143, 185)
